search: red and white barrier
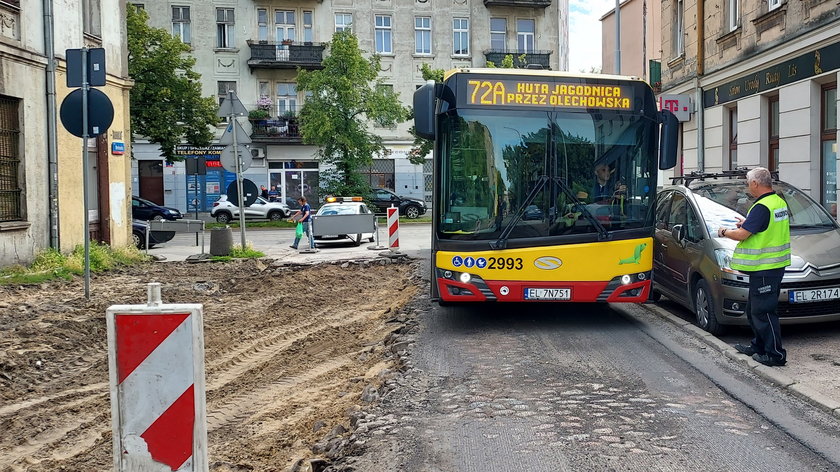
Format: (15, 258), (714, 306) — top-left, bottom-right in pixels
(107, 284), (207, 472)
(387, 206), (400, 252)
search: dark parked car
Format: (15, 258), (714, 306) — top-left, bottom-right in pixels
(370, 188), (427, 219)
(131, 220), (176, 249)
(652, 172), (840, 334)
(132, 196), (183, 221)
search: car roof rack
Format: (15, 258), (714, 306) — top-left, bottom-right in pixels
(670, 168), (779, 186)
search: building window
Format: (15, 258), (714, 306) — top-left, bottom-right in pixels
(303, 11), (313, 43)
(490, 18), (506, 51)
(83, 0), (101, 37)
(516, 19), (534, 52)
(768, 0), (782, 10)
(374, 85), (396, 127)
(335, 13), (352, 32)
(674, 0), (684, 56)
(277, 83), (297, 118)
(727, 0), (739, 32)
(218, 81), (236, 106)
(768, 95), (779, 172)
(453, 18), (469, 56)
(131, 3), (145, 9)
(364, 159), (396, 189)
(258, 81), (270, 99)
(172, 6), (191, 44)
(0, 96), (21, 222)
(415, 17), (431, 55)
(821, 85), (837, 217)
(728, 107), (738, 170)
(257, 8), (268, 41)
(275, 10), (295, 42)
(216, 8), (235, 48)
(375, 15), (392, 54)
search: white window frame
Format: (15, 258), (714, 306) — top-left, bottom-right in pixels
(516, 19), (535, 52)
(276, 83), (298, 117)
(727, 0), (739, 32)
(335, 13), (352, 32)
(257, 8), (268, 41)
(216, 8), (235, 49)
(453, 18), (469, 56)
(375, 15), (393, 54)
(768, 0), (782, 10)
(490, 17), (506, 51)
(674, 0), (684, 56)
(303, 11), (313, 43)
(172, 6), (191, 44)
(415, 17), (431, 55)
(275, 10), (295, 42)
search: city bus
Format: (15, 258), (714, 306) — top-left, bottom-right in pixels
(414, 69), (678, 304)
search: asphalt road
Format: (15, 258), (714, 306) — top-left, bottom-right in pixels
(343, 298), (840, 471)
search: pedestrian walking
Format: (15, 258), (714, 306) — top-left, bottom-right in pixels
(717, 167), (790, 367)
(288, 196), (317, 251)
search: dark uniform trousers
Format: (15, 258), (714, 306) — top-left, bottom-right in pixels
(745, 273), (786, 362)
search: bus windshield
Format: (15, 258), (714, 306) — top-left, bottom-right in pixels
(438, 109), (657, 241)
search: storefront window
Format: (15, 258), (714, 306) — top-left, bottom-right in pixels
(822, 85), (837, 217)
(768, 95), (779, 172)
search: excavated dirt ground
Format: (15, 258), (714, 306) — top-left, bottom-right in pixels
(0, 259), (419, 472)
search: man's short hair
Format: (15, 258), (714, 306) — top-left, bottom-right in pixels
(747, 167), (773, 187)
(298, 196), (307, 203)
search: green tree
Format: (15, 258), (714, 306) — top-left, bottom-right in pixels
(296, 31), (409, 197)
(126, 4), (218, 162)
(407, 63), (445, 165)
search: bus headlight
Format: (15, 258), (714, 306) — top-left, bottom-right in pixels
(621, 274), (632, 285)
(459, 272), (472, 284)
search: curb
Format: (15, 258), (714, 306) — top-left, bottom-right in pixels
(635, 302), (840, 418)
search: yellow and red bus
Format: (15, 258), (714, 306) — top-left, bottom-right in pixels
(413, 69), (678, 304)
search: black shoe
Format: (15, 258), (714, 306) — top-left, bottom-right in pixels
(752, 353), (786, 367)
(290, 245), (297, 249)
(734, 343), (757, 356)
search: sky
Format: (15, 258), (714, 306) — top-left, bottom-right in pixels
(568, 0), (619, 73)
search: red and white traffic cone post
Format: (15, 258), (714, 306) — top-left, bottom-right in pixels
(387, 206), (401, 254)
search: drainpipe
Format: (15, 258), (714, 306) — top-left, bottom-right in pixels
(614, 0), (621, 74)
(44, 0), (59, 248)
(696, 0), (705, 172)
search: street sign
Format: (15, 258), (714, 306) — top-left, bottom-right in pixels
(217, 91), (248, 117)
(220, 145), (252, 173)
(226, 179), (258, 207)
(59, 88), (114, 138)
(185, 157), (207, 175)
(219, 120), (251, 145)
(66, 48), (106, 87)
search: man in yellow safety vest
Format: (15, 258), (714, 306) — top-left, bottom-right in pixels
(717, 167), (790, 367)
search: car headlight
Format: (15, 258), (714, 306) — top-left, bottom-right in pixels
(714, 248), (738, 274)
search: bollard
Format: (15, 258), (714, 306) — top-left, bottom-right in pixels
(106, 283), (208, 471)
(387, 206), (401, 253)
(209, 227), (233, 256)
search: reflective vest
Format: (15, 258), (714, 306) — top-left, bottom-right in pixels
(731, 193), (791, 272)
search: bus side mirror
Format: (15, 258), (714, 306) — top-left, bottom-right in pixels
(658, 110), (678, 170)
(413, 81), (437, 141)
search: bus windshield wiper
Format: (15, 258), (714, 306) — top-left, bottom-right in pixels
(551, 176), (611, 241)
(490, 175), (549, 250)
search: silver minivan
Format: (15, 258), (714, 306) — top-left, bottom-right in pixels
(652, 172), (840, 334)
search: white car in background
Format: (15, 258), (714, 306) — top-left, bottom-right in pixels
(211, 195), (291, 223)
(314, 201), (376, 246)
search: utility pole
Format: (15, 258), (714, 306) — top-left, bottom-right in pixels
(615, 0), (622, 74)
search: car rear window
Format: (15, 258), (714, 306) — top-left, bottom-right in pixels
(318, 205), (360, 215)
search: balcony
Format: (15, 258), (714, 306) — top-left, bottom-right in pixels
(483, 50), (552, 70)
(483, 0), (551, 7)
(247, 40), (325, 70)
(249, 104), (303, 144)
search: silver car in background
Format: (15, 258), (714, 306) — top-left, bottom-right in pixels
(652, 172), (840, 334)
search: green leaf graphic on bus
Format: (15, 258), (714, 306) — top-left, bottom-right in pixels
(619, 243), (647, 265)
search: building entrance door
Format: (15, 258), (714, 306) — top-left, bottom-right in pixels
(138, 160), (165, 204)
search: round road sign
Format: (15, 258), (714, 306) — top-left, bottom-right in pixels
(59, 88), (115, 138)
(226, 179), (258, 207)
(220, 145), (253, 173)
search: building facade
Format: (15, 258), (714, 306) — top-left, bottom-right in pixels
(600, 0), (662, 88)
(0, 0), (133, 266)
(659, 0), (839, 217)
(132, 0), (566, 212)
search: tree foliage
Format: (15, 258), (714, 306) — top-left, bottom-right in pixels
(126, 4), (218, 161)
(407, 63), (445, 165)
(296, 31), (410, 197)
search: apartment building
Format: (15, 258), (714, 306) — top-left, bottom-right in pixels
(133, 0), (567, 213)
(600, 0), (662, 89)
(659, 0), (839, 217)
(0, 0), (133, 266)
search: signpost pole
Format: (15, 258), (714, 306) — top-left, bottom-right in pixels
(229, 90), (247, 248)
(194, 173), (200, 245)
(81, 47), (90, 300)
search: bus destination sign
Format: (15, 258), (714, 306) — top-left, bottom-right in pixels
(465, 79), (635, 110)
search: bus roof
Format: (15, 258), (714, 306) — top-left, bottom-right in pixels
(443, 68), (641, 83)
